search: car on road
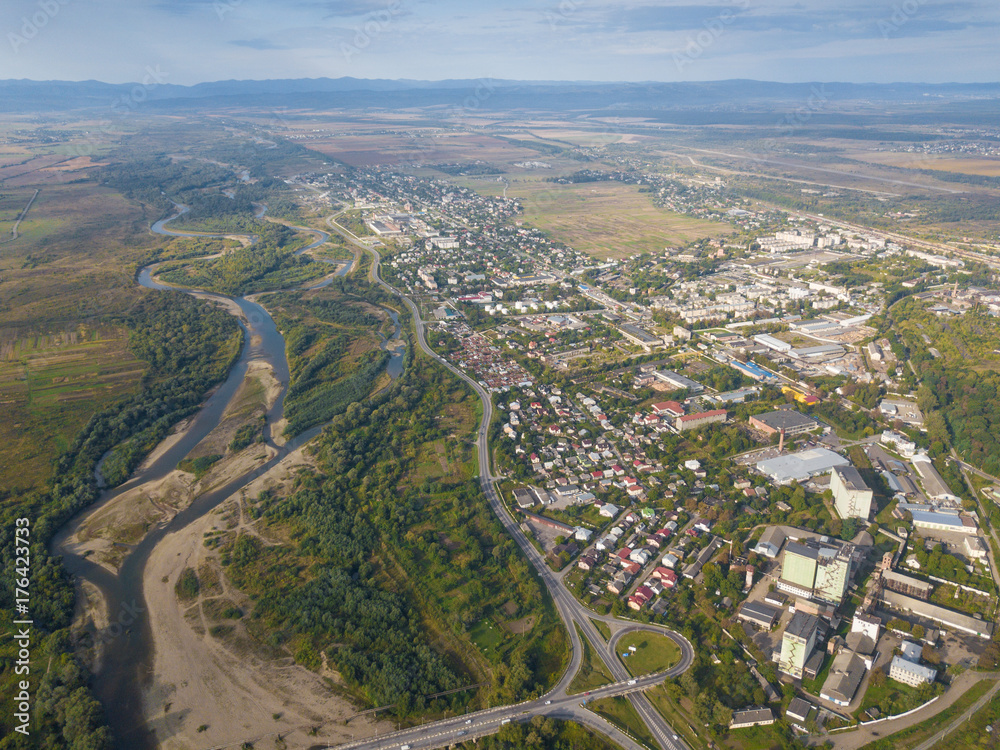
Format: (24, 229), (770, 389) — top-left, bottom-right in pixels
(465, 719), (472, 724)
(545, 700), (551, 705)
(627, 679), (637, 685)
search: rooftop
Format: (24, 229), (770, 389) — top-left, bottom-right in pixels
(833, 465), (869, 492)
(751, 410), (817, 431)
(786, 611), (821, 640)
(756, 448), (850, 484)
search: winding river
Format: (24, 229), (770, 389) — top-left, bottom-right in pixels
(54, 205), (400, 749)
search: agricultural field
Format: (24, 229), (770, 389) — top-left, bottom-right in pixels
(503, 180), (725, 259)
(0, 328), (144, 492)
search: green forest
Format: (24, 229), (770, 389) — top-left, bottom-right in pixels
(888, 298), (1000, 477)
(220, 355), (567, 715)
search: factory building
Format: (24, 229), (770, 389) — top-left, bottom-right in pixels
(831, 466), (874, 520)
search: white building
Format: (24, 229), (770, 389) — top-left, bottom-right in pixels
(831, 466), (874, 520)
(889, 655), (936, 687)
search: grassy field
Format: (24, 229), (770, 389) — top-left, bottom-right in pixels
(858, 678), (997, 750)
(854, 677), (941, 722)
(500, 180), (725, 259)
(617, 632), (682, 677)
(0, 328), (145, 492)
(568, 626), (615, 695)
(592, 619), (612, 641)
(589, 695), (657, 749)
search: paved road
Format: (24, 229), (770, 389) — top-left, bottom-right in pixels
(911, 676), (1000, 750)
(322, 216), (696, 750)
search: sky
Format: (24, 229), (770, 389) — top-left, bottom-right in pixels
(2, 0), (998, 85)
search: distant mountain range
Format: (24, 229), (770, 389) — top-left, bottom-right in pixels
(2, 77), (999, 118)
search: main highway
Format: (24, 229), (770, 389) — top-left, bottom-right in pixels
(322, 213), (696, 750)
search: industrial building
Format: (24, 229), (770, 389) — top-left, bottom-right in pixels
(708, 387), (760, 404)
(753, 526), (786, 558)
(754, 333), (792, 353)
(882, 570), (932, 600)
(756, 448), (850, 485)
(910, 454), (961, 503)
(652, 369), (703, 393)
(897, 503), (978, 535)
(820, 650), (867, 706)
(779, 611), (821, 679)
(749, 409), (818, 436)
(831, 466), (874, 520)
(738, 600), (782, 630)
(675, 409), (727, 431)
(778, 539), (853, 605)
(881, 589), (994, 639)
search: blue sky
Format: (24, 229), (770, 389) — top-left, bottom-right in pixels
(2, 0), (998, 84)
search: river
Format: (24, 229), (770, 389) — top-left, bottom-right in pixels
(55, 205), (401, 749)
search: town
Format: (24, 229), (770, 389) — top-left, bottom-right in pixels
(300, 161), (1000, 744)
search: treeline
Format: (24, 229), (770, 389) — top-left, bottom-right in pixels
(460, 716), (617, 749)
(0, 291), (240, 747)
(96, 155), (230, 218)
(63, 293), (241, 484)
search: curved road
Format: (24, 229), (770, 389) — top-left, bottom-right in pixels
(324, 216), (696, 750)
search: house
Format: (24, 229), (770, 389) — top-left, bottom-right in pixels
(574, 527), (594, 543)
(596, 536), (615, 552)
(599, 503), (620, 518)
(647, 533), (667, 549)
(730, 708), (774, 729)
(630, 548), (652, 565)
(662, 552), (680, 569)
(786, 698), (814, 725)
(577, 554), (598, 571)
